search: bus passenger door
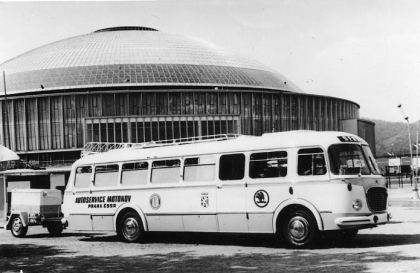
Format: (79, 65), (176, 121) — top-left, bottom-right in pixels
(216, 154), (248, 233)
(181, 157), (218, 232)
(66, 166), (93, 231)
(246, 150), (290, 233)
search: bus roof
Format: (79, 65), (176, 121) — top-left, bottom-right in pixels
(73, 130), (367, 166)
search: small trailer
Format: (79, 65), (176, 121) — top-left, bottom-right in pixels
(5, 189), (66, 237)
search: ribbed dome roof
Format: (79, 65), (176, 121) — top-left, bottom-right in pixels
(0, 26), (301, 95)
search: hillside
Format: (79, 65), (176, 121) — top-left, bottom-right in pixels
(371, 119), (419, 157)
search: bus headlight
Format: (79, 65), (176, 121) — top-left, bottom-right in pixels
(352, 199), (363, 211)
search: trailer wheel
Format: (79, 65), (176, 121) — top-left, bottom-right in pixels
(47, 224), (64, 236)
(282, 209), (318, 249)
(11, 216), (28, 238)
(117, 211), (144, 243)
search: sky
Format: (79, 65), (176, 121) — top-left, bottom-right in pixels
(0, 0), (419, 123)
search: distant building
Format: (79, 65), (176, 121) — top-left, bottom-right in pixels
(0, 26), (374, 220)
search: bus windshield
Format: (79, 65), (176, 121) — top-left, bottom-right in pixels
(328, 144), (372, 175)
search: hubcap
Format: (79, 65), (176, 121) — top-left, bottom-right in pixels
(123, 217), (140, 239)
(12, 218), (22, 233)
(288, 216), (309, 242)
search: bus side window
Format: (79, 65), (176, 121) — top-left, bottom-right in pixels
(75, 166), (92, 188)
(250, 151), (288, 178)
(121, 162), (149, 186)
(298, 148), (326, 176)
(151, 159), (181, 183)
(184, 156), (216, 182)
(95, 164), (119, 187)
(219, 154), (245, 181)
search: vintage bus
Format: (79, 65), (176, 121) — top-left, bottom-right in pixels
(61, 131), (389, 248)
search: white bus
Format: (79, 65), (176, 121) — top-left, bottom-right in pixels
(62, 131), (389, 248)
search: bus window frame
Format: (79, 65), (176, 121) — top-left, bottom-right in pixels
(183, 156), (216, 182)
(249, 150), (288, 179)
(121, 161), (150, 186)
(297, 147), (327, 176)
(151, 158), (182, 184)
(328, 144), (372, 175)
(361, 144), (381, 175)
(219, 153), (246, 181)
(94, 163), (120, 188)
(74, 165), (93, 189)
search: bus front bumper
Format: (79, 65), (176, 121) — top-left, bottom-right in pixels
(334, 212), (390, 227)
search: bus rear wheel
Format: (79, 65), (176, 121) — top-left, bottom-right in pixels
(282, 209), (318, 249)
(11, 216), (28, 238)
(117, 211), (144, 243)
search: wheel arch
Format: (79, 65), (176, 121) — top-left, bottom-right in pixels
(272, 198), (324, 233)
(6, 212), (29, 230)
(114, 203), (148, 232)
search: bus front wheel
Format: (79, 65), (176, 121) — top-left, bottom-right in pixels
(117, 211), (144, 243)
(282, 209), (318, 249)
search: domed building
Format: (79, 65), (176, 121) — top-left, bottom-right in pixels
(0, 27), (374, 218)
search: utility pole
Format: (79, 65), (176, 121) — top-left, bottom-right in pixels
(398, 104), (419, 199)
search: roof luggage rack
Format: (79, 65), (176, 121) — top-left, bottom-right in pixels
(81, 134), (241, 157)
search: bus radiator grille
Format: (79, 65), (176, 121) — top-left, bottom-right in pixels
(366, 187), (388, 212)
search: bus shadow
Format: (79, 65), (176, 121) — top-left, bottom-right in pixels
(79, 232), (420, 249)
(24, 232), (115, 240)
(338, 234), (420, 249)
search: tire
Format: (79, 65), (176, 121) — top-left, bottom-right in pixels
(47, 224), (64, 236)
(11, 216), (28, 238)
(282, 209), (318, 249)
(117, 211), (144, 243)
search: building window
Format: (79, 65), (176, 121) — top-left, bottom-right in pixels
(84, 115), (240, 144)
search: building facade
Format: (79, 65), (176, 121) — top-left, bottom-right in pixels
(0, 26), (364, 167)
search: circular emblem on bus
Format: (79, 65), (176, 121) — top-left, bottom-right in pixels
(150, 194), (161, 210)
(254, 190), (269, 208)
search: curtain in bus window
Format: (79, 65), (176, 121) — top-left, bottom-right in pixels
(75, 166), (92, 188)
(184, 157), (216, 182)
(250, 151), (288, 178)
(121, 162), (149, 186)
(95, 164), (119, 187)
(151, 159), (181, 183)
(219, 154), (245, 180)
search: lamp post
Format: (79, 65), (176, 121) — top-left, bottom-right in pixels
(398, 104), (419, 199)
(416, 119), (419, 194)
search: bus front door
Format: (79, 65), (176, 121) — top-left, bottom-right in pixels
(66, 167), (93, 231)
